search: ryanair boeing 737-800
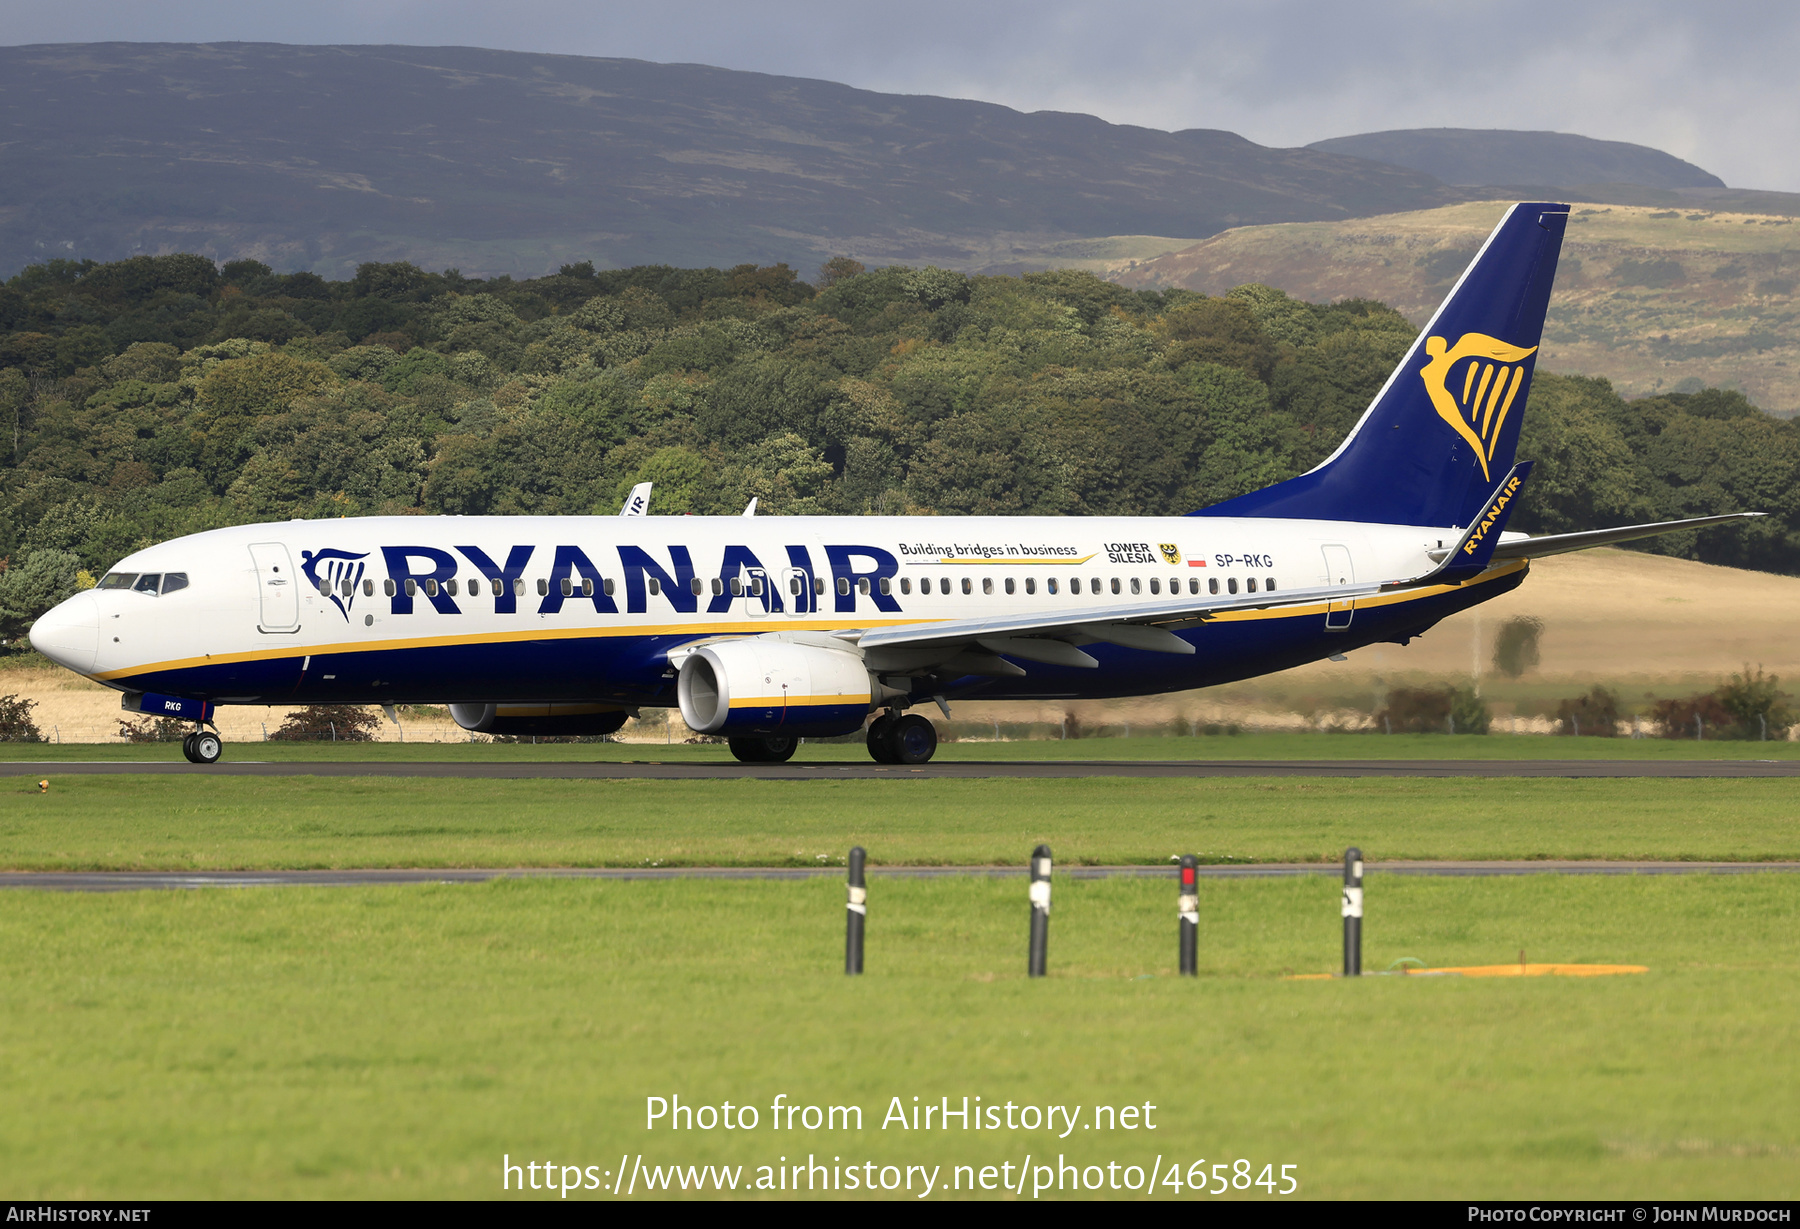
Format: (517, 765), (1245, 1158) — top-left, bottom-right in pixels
(26, 204), (1760, 764)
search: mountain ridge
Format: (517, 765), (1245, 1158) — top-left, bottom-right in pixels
(1307, 128), (1725, 191)
(0, 41), (1456, 279)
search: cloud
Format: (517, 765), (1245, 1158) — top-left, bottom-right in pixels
(4, 0), (1796, 189)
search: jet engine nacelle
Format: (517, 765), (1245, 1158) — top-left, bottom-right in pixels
(448, 702), (630, 737)
(677, 639), (873, 738)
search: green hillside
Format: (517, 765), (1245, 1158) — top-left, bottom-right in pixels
(1116, 201), (1800, 415)
(1, 250), (1796, 650)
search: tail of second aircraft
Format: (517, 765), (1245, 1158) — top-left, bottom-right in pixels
(1195, 201), (1569, 529)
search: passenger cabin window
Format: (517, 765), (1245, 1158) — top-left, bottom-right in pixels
(1149, 578), (1160, 595)
(386, 579), (398, 597)
(814, 576), (826, 596)
(537, 579), (548, 596)
(838, 578), (851, 596)
(1047, 577), (1059, 595)
(731, 578), (744, 597)
(1111, 578), (1121, 595)
(1170, 576), (1180, 593)
(425, 579), (439, 597)
(490, 578), (503, 596)
(445, 579), (458, 597)
(1266, 578), (1277, 592)
(604, 579), (616, 596)
(938, 576), (949, 593)
(982, 577), (993, 595)
(790, 576), (802, 596)
(1247, 578), (1257, 593)
(858, 578), (871, 595)
(1130, 577), (1141, 595)
(1025, 577), (1037, 595)
(161, 573), (189, 594)
(405, 579), (418, 597)
(365, 580), (377, 597)
(1209, 577), (1219, 595)
(1091, 577), (1100, 593)
(1069, 578), (1080, 594)
(98, 572), (138, 590)
(961, 578), (971, 595)
(1004, 578), (1015, 595)
(560, 578), (573, 597)
(900, 577), (912, 595)
(750, 578), (763, 597)
(1188, 578), (1199, 595)
(647, 578), (661, 596)
(921, 578), (932, 595)
(711, 578), (724, 596)
(1227, 577), (1238, 595)
(341, 579), (353, 598)
(879, 578), (892, 595)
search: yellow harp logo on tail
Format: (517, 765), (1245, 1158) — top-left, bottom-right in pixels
(1419, 333), (1539, 482)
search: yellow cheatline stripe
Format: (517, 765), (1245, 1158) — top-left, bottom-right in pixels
(91, 560), (1529, 684)
(92, 615), (936, 682)
(727, 694), (870, 709)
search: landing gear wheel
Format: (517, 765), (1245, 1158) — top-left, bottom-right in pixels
(181, 733), (197, 761)
(889, 714), (938, 765)
(186, 730), (223, 765)
(728, 734), (797, 764)
(866, 713), (899, 764)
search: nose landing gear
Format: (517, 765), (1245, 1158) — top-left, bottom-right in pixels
(182, 728), (223, 765)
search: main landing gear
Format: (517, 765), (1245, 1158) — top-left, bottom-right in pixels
(181, 728), (222, 765)
(866, 711), (938, 765)
(728, 733), (798, 764)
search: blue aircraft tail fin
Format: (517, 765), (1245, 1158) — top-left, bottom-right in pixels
(1194, 202), (1568, 528)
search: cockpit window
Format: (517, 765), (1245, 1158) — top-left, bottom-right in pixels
(133, 574), (162, 594)
(161, 573), (189, 594)
(98, 572), (138, 590)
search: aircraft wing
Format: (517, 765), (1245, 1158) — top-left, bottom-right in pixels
(1488, 512), (1765, 560)
(844, 575), (1391, 673)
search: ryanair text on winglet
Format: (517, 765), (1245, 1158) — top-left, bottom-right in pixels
(1461, 473), (1523, 557)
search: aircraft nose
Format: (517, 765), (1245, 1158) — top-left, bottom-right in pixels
(29, 591), (100, 675)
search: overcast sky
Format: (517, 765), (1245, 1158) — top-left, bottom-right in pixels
(6, 0), (1797, 191)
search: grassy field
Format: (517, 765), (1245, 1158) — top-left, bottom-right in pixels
(3, 873), (1794, 1199)
(3, 775), (1797, 869)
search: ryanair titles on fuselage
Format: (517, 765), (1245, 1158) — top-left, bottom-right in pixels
(296, 538), (1181, 624)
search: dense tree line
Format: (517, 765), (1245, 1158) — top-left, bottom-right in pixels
(1, 251), (1796, 645)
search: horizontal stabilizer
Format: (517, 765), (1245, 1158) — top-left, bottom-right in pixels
(1490, 512), (1766, 560)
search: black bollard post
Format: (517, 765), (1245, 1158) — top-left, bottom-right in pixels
(1342, 847), (1363, 977)
(1027, 844), (1052, 978)
(1178, 854), (1198, 976)
(846, 846), (866, 975)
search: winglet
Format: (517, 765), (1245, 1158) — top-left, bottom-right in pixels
(619, 482), (652, 516)
(1392, 461), (1533, 588)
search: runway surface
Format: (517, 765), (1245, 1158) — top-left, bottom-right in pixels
(5, 862), (1796, 892)
(3, 758), (1797, 779)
